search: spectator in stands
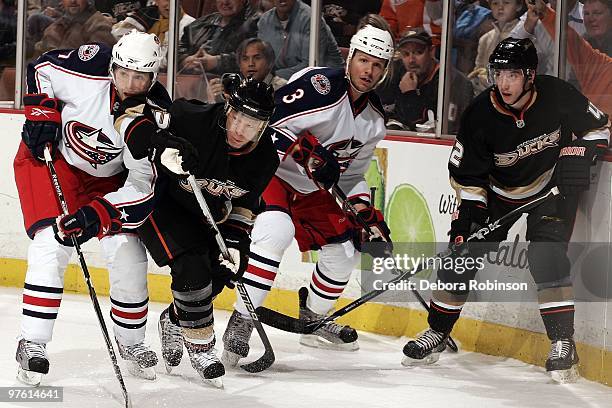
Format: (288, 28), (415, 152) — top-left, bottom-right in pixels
(302, 1), (382, 47)
(378, 29), (473, 133)
(510, 0), (584, 75)
(258, 0), (344, 80)
(380, 0), (442, 42)
(583, 0), (611, 56)
(111, 0), (195, 69)
(179, 0), (254, 75)
(531, 0), (611, 114)
(453, 0), (494, 74)
(26, 1), (61, 57)
(0, 0), (16, 65)
(243, 0), (274, 34)
(35, 0), (116, 57)
(469, 0), (524, 94)
(207, 37), (287, 101)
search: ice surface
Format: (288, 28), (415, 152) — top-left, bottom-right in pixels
(0, 287), (610, 408)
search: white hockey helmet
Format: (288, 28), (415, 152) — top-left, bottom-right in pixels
(347, 24), (394, 89)
(110, 30), (162, 83)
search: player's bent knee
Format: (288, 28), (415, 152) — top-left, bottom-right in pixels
(251, 211), (295, 253)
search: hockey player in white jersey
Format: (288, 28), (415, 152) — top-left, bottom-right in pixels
(13, 31), (197, 385)
(220, 21), (395, 366)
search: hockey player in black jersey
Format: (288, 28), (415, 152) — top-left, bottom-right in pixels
(402, 38), (610, 383)
(137, 74), (278, 387)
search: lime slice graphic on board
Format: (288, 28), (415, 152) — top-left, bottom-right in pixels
(385, 184), (436, 279)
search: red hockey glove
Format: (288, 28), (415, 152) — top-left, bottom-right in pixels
(289, 130), (340, 189)
(22, 93), (62, 161)
(556, 138), (608, 196)
(53, 197), (122, 246)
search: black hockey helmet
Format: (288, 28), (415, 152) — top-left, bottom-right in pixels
(488, 37), (538, 71)
(222, 73), (275, 121)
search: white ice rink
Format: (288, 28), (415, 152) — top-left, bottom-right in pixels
(0, 287), (610, 408)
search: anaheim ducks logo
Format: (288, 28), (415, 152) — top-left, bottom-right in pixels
(494, 127), (560, 167)
(63, 121), (123, 169)
(326, 137), (366, 172)
(179, 178), (248, 199)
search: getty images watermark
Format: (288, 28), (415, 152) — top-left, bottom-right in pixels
(370, 252), (530, 293)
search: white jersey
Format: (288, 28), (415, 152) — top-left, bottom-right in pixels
(26, 43), (163, 229)
(270, 67), (387, 201)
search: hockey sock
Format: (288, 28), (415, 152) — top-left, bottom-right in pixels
(539, 301), (575, 340)
(307, 263), (350, 315)
(235, 243), (282, 317)
(427, 300), (463, 334)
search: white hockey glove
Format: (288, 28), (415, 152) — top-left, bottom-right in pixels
(160, 148), (189, 176)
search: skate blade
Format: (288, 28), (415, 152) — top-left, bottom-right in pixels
(203, 377), (224, 388)
(220, 350), (242, 367)
(550, 365), (579, 384)
(16, 367), (43, 386)
(401, 352), (441, 367)
(163, 361), (176, 374)
(299, 334), (359, 351)
(126, 361), (156, 380)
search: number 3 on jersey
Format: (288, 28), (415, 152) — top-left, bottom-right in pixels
(282, 88), (304, 104)
(449, 141), (464, 167)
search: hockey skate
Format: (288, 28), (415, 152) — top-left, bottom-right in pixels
(184, 338), (225, 388)
(298, 287), (359, 351)
(221, 310), (254, 367)
(16, 338), (49, 386)
(158, 308), (184, 373)
(402, 328), (448, 366)
(116, 339), (158, 380)
(546, 338), (579, 384)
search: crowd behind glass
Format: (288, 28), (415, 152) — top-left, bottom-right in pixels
(1, 0), (610, 136)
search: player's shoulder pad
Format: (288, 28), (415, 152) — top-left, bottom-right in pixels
(271, 67), (348, 123)
(169, 98), (222, 125)
(250, 127), (281, 172)
(33, 43), (112, 77)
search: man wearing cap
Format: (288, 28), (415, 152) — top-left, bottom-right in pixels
(378, 28), (472, 133)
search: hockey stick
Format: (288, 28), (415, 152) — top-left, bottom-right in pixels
(256, 187), (561, 339)
(43, 145), (131, 408)
(330, 185), (458, 352)
(186, 175), (275, 373)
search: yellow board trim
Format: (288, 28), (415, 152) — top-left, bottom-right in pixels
(2, 258), (609, 386)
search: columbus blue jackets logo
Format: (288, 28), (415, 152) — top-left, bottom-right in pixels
(78, 44), (100, 61)
(326, 137), (365, 172)
(180, 178), (248, 199)
(64, 121), (123, 168)
(311, 74), (331, 95)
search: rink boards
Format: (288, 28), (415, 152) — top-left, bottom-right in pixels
(0, 112), (610, 386)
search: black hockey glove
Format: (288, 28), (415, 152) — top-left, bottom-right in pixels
(348, 199), (393, 258)
(53, 197), (122, 246)
(148, 129), (199, 179)
(215, 223), (251, 289)
(22, 93), (63, 161)
(289, 130), (340, 190)
(556, 138), (608, 196)
(449, 199), (489, 255)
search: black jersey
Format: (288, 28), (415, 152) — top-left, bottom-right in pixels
(449, 75), (610, 204)
(139, 99), (280, 266)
